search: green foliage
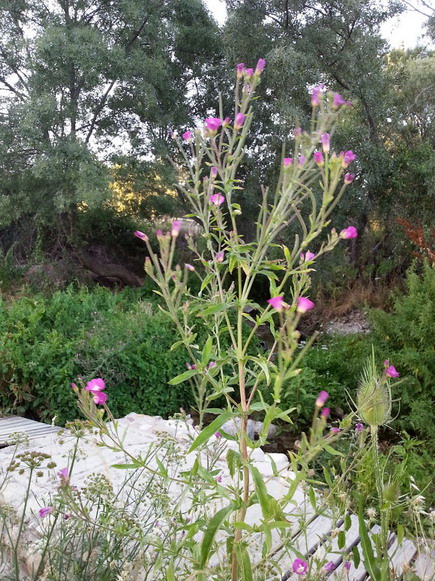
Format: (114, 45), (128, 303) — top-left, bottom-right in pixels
(0, 287), (198, 424)
(278, 335), (373, 427)
(370, 262), (435, 440)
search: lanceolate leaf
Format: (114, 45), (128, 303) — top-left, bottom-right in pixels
(188, 412), (233, 453)
(200, 504), (234, 568)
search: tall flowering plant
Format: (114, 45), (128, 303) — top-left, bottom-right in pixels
(133, 61), (359, 578)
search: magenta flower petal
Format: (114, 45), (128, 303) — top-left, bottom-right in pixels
(57, 467), (69, 480)
(283, 157), (293, 167)
(323, 561), (335, 573)
(356, 422), (364, 432)
(321, 132), (330, 154)
(311, 84), (324, 107)
(297, 297), (315, 313)
(292, 558), (308, 575)
(185, 263), (195, 271)
(38, 506), (54, 518)
(134, 231), (148, 241)
(182, 130), (193, 141)
(342, 150), (357, 167)
(93, 391), (107, 405)
(215, 250), (225, 263)
(171, 220), (182, 237)
(234, 112), (246, 129)
(267, 296), (285, 312)
(204, 117), (222, 133)
(298, 156), (305, 166)
(236, 62), (245, 77)
(255, 58), (266, 74)
(314, 151), (324, 166)
(210, 193), (225, 206)
(340, 226), (358, 239)
(215, 432), (221, 439)
(321, 407), (330, 418)
(85, 378), (105, 392)
(316, 390), (329, 407)
(331, 427), (340, 434)
(211, 166), (218, 179)
(333, 93), (346, 108)
(244, 67), (254, 78)
(344, 173), (355, 184)
(344, 562), (351, 571)
(385, 365), (399, 378)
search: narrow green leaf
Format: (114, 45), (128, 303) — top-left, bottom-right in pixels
(358, 502), (381, 580)
(352, 545), (360, 569)
(239, 547), (253, 581)
(111, 463), (141, 469)
(324, 445), (344, 457)
(200, 273), (213, 292)
(156, 456), (168, 478)
(338, 530), (346, 549)
(250, 465), (272, 520)
(202, 336), (213, 365)
(199, 303), (229, 317)
(397, 523), (404, 546)
(200, 504), (234, 568)
(188, 412), (233, 453)
(168, 369), (197, 385)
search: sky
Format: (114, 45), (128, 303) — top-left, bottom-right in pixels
(204, 0), (431, 49)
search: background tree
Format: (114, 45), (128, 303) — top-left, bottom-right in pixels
(0, 0), (222, 279)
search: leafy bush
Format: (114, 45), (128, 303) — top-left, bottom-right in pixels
(370, 261), (435, 440)
(0, 286), (199, 424)
(278, 334), (373, 427)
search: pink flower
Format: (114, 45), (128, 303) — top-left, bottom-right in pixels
(215, 250), (225, 263)
(297, 297), (315, 313)
(236, 63), (245, 77)
(294, 127), (302, 137)
(70, 382), (78, 392)
(205, 117), (222, 133)
(292, 558), (308, 575)
(344, 173), (355, 184)
(340, 226), (358, 239)
(223, 116), (231, 127)
(342, 150), (357, 167)
(323, 561), (335, 573)
(210, 193), (225, 206)
(314, 151), (324, 166)
(211, 166), (218, 179)
(93, 391), (107, 405)
(57, 467), (69, 481)
(344, 562), (351, 571)
(171, 220), (182, 237)
(244, 67), (254, 78)
(208, 361), (216, 369)
(38, 506), (54, 518)
(311, 85), (324, 107)
(134, 231), (148, 241)
(298, 156), (305, 166)
(216, 473), (223, 483)
(321, 407), (330, 418)
(215, 432), (221, 439)
(182, 130), (193, 141)
(156, 229), (163, 238)
(321, 132), (330, 154)
(234, 112), (246, 129)
(301, 251), (315, 262)
(85, 378), (105, 392)
(356, 422), (364, 432)
(331, 427), (340, 435)
(186, 362), (197, 370)
(255, 58), (266, 74)
(333, 93), (346, 108)
(283, 157), (293, 167)
(185, 263), (195, 271)
(385, 363), (399, 378)
(267, 296), (285, 312)
(316, 390), (329, 407)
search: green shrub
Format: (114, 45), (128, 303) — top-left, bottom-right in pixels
(370, 261), (435, 441)
(278, 334), (373, 427)
(0, 287), (197, 424)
